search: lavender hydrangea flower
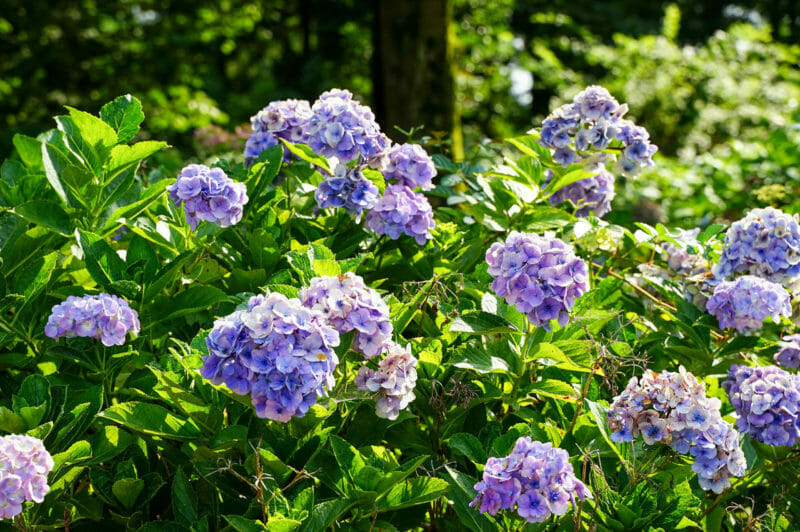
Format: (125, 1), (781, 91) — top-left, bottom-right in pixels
(608, 367), (746, 493)
(355, 342), (418, 420)
(244, 99), (313, 165)
(299, 272), (393, 359)
(775, 334), (800, 369)
(168, 164), (249, 230)
(382, 143), (436, 191)
(315, 162), (380, 220)
(200, 292), (340, 422)
(725, 364), (800, 447)
(306, 89), (391, 165)
(547, 166), (615, 217)
(485, 231), (589, 330)
(661, 228), (710, 276)
(469, 436), (591, 523)
(0, 435), (54, 519)
(712, 207), (800, 285)
(706, 275), (791, 333)
(365, 184), (435, 245)
(44, 293), (140, 347)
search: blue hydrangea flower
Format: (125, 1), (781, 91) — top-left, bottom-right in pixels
(315, 162), (380, 220)
(0, 435), (54, 519)
(661, 228), (710, 276)
(44, 293), (140, 347)
(299, 272), (393, 359)
(774, 334), (800, 369)
(365, 184), (435, 245)
(712, 207), (800, 285)
(244, 99), (313, 165)
(725, 364), (800, 447)
(200, 292), (340, 422)
(547, 166), (615, 217)
(354, 342), (418, 420)
(168, 164), (249, 230)
(382, 143), (437, 191)
(608, 367), (746, 493)
(306, 89), (391, 165)
(485, 231), (589, 330)
(470, 436), (591, 523)
(706, 275), (791, 334)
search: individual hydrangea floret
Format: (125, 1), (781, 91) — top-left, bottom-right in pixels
(168, 164), (249, 230)
(485, 231), (589, 330)
(470, 436), (591, 523)
(712, 207), (800, 285)
(706, 275), (791, 334)
(382, 143), (436, 191)
(44, 293), (140, 347)
(306, 89), (391, 165)
(608, 367), (746, 493)
(725, 364), (800, 447)
(774, 334), (800, 369)
(365, 184), (435, 245)
(355, 342), (418, 420)
(547, 166), (615, 217)
(538, 85), (657, 176)
(299, 272), (393, 358)
(661, 228), (710, 276)
(0, 435), (54, 519)
(244, 99), (313, 165)
(200, 292), (340, 422)
(315, 162), (380, 220)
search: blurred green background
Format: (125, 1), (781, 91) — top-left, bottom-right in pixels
(2, 0), (799, 225)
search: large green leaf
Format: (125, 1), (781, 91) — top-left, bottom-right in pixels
(77, 229), (128, 288)
(153, 286), (230, 323)
(100, 94), (145, 144)
(12, 134), (44, 171)
(448, 433), (487, 464)
(13, 200), (73, 236)
(99, 402), (203, 441)
(299, 499), (353, 532)
(449, 311), (519, 334)
(452, 347), (510, 375)
(376, 476), (449, 511)
(171, 467), (198, 525)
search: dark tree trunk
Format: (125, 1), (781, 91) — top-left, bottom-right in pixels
(373, 0), (461, 157)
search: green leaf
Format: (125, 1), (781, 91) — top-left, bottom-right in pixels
(0, 406), (26, 433)
(57, 107), (118, 172)
(545, 167), (593, 195)
(449, 311), (519, 334)
(697, 224), (725, 243)
(585, 399), (627, 465)
(266, 518), (301, 532)
(154, 286), (230, 323)
(224, 516), (267, 532)
(100, 402), (203, 441)
(452, 347), (510, 374)
(523, 379), (577, 400)
(279, 139), (330, 172)
(299, 499), (353, 532)
(448, 433), (487, 464)
(77, 229), (128, 288)
(376, 477), (449, 511)
(87, 426), (133, 464)
(112, 477), (144, 510)
(329, 435), (367, 488)
(443, 466), (498, 532)
(106, 141), (167, 182)
(143, 249), (199, 303)
(247, 145), (283, 205)
(172, 467), (198, 525)
(14, 251), (57, 297)
(52, 440), (92, 472)
(41, 141), (72, 205)
(527, 341), (592, 373)
(100, 94), (145, 144)
(13, 200), (73, 235)
(12, 134), (44, 170)
(18, 374), (50, 407)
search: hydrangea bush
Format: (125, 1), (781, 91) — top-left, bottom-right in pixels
(0, 435), (53, 520)
(45, 293), (140, 346)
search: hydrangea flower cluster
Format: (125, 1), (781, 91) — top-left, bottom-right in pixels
(706, 275), (791, 333)
(382, 143), (436, 190)
(538, 85), (657, 175)
(44, 293), (140, 347)
(244, 99), (313, 165)
(167, 164), (249, 230)
(661, 228), (710, 276)
(485, 231), (589, 330)
(607, 367), (746, 493)
(314, 162), (380, 220)
(299, 273), (393, 359)
(200, 292), (340, 422)
(774, 334), (800, 369)
(306, 89), (391, 165)
(365, 184), (435, 245)
(355, 342), (418, 420)
(0, 435), (54, 519)
(547, 166), (615, 217)
(712, 207), (800, 285)
(470, 436), (591, 523)
(724, 364), (800, 447)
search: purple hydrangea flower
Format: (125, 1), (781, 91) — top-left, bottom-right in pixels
(0, 435), (54, 519)
(44, 293), (140, 347)
(315, 162), (380, 220)
(775, 334), (800, 369)
(200, 292), (340, 422)
(168, 164), (249, 230)
(364, 184), (435, 245)
(354, 342), (418, 420)
(244, 99), (313, 165)
(661, 228), (710, 276)
(469, 436), (591, 523)
(706, 275), (791, 333)
(725, 364), (800, 447)
(547, 166), (615, 217)
(306, 89), (391, 165)
(382, 143), (436, 191)
(712, 207), (800, 285)
(299, 272), (393, 359)
(608, 367), (746, 493)
(485, 231), (589, 330)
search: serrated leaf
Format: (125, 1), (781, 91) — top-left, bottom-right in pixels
(172, 467), (198, 525)
(77, 229), (128, 288)
(100, 94), (145, 144)
(13, 200), (73, 235)
(523, 379), (577, 400)
(449, 311), (519, 334)
(448, 433), (487, 464)
(453, 347), (510, 374)
(224, 516), (267, 532)
(100, 402), (203, 441)
(113, 477), (144, 510)
(376, 477), (449, 511)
